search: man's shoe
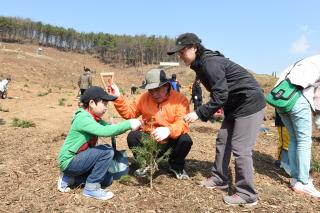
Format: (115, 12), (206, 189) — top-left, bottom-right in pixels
(223, 194), (258, 206)
(134, 166), (149, 178)
(199, 176), (228, 189)
(57, 173), (71, 192)
(169, 167), (189, 180)
(292, 180), (320, 198)
(83, 188), (114, 200)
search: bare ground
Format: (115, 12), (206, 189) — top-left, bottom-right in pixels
(0, 43), (320, 212)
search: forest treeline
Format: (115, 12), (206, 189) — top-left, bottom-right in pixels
(0, 16), (177, 65)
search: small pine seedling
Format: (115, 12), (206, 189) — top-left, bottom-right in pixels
(132, 133), (171, 189)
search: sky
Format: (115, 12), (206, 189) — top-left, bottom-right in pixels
(1, 0), (319, 75)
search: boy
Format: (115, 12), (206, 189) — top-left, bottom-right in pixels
(275, 111), (291, 176)
(57, 86), (141, 200)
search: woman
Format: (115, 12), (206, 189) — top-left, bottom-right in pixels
(168, 33), (265, 206)
(273, 55), (320, 198)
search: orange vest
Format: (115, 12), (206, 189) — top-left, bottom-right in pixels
(114, 90), (189, 139)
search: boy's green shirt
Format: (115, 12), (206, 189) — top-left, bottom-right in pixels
(58, 108), (131, 171)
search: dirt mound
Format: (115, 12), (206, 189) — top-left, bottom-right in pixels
(0, 42), (320, 212)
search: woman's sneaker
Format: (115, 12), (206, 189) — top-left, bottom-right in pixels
(290, 177), (313, 188)
(57, 173), (71, 192)
(199, 176), (228, 189)
(292, 180), (320, 198)
(223, 194), (258, 206)
(83, 188), (114, 200)
(289, 178), (297, 188)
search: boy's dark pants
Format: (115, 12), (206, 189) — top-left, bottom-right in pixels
(127, 130), (193, 171)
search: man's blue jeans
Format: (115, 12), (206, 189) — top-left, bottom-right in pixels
(63, 144), (114, 190)
(278, 95), (312, 184)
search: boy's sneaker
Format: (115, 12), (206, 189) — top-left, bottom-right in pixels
(292, 180), (320, 198)
(199, 176), (228, 189)
(134, 166), (149, 178)
(223, 194), (258, 206)
(169, 167), (189, 180)
(83, 188), (114, 200)
(57, 173), (71, 192)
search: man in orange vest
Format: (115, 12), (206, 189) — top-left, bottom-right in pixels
(110, 69), (193, 180)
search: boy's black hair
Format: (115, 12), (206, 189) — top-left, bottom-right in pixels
(82, 98), (103, 108)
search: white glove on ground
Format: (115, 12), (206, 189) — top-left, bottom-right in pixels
(151, 127), (170, 142)
(110, 83), (120, 97)
(129, 119), (142, 130)
(183, 111), (199, 123)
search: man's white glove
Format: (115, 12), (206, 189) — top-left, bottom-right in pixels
(183, 111), (199, 123)
(151, 127), (170, 142)
(194, 96), (198, 100)
(129, 119), (142, 130)
(110, 83), (121, 97)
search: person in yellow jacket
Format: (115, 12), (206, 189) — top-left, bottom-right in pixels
(110, 69), (193, 180)
(275, 111), (291, 176)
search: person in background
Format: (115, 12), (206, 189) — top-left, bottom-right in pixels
(111, 69), (193, 180)
(169, 73), (181, 92)
(191, 78), (202, 110)
(57, 86), (142, 200)
(168, 33), (265, 206)
(78, 67), (92, 96)
(0, 75), (11, 99)
(273, 55), (320, 198)
(274, 111), (291, 176)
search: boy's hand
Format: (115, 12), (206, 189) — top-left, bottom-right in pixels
(129, 119), (142, 130)
(151, 127), (170, 142)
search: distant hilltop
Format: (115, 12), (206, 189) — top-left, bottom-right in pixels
(0, 16), (177, 66)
